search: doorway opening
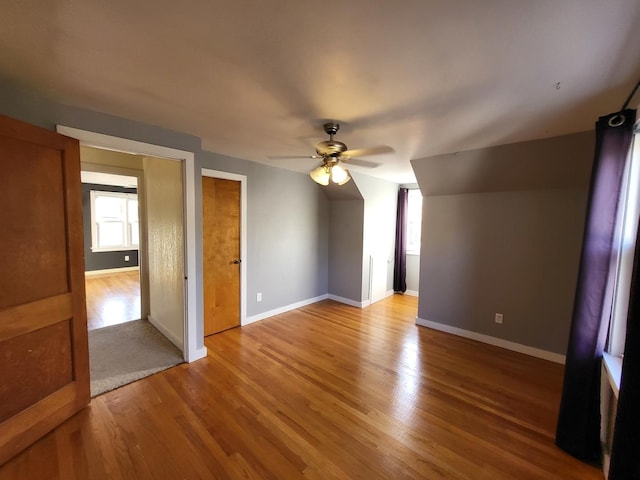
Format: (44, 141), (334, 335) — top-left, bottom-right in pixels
(79, 147), (186, 396)
(81, 166), (142, 331)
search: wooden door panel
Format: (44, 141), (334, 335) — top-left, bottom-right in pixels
(0, 321), (73, 423)
(203, 177), (240, 335)
(0, 136), (69, 308)
(0, 114), (89, 466)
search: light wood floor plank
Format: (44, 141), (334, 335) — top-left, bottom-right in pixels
(0, 295), (603, 479)
(84, 271), (141, 330)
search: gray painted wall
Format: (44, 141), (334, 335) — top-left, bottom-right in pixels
(323, 180), (365, 303)
(328, 199), (364, 301)
(411, 131), (594, 195)
(418, 189), (587, 353)
(413, 132), (594, 355)
(0, 78), (202, 155)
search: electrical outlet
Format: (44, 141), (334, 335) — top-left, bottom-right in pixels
(124, 255), (130, 262)
(257, 293), (262, 302)
(495, 313), (503, 325)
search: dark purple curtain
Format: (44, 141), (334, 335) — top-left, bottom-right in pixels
(393, 188), (408, 293)
(609, 202), (640, 478)
(556, 109), (636, 463)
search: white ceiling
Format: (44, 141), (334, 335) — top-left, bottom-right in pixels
(1, 0), (639, 184)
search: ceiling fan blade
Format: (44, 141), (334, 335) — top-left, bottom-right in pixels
(267, 155), (321, 160)
(341, 145), (394, 158)
(342, 158), (381, 168)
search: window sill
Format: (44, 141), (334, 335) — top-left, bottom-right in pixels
(603, 352), (623, 398)
(406, 251), (420, 256)
(91, 247), (139, 253)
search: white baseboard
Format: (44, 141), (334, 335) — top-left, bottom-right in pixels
(404, 290), (419, 297)
(328, 294), (369, 308)
(244, 294), (329, 325)
(148, 315), (184, 352)
(85, 266), (139, 277)
(415, 317), (566, 364)
(368, 290), (395, 306)
(381, 289), (395, 300)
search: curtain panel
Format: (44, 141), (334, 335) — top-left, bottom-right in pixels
(556, 109), (636, 463)
(393, 188), (408, 293)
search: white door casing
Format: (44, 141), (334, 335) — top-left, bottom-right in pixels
(56, 125), (206, 362)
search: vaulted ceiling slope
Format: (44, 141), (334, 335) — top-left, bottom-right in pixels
(1, 0), (639, 183)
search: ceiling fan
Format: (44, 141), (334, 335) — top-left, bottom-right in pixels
(271, 122), (394, 186)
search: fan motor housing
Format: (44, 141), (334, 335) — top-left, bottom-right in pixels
(316, 140), (348, 156)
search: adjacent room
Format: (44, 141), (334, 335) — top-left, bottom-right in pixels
(0, 1), (639, 479)
(82, 169), (141, 331)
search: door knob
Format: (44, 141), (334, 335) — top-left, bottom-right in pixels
(232, 259), (241, 264)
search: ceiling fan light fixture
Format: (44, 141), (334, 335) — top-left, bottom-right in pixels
(310, 164), (330, 185)
(331, 163), (349, 184)
(337, 169), (351, 185)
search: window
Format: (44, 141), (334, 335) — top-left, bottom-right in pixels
(90, 191), (139, 252)
(605, 132), (639, 389)
(406, 189), (422, 255)
(601, 132), (638, 471)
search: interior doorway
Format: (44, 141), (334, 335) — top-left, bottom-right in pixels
(81, 165), (143, 331)
(79, 148), (188, 396)
(58, 125), (206, 362)
(79, 146), (188, 348)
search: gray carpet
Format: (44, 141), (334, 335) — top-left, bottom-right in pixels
(89, 319), (184, 397)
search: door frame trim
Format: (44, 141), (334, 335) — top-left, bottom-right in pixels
(202, 168), (247, 327)
(56, 125), (206, 362)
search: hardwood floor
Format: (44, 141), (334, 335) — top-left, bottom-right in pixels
(85, 270), (141, 331)
(0, 295), (602, 479)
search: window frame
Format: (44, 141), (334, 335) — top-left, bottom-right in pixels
(406, 189), (422, 256)
(90, 190), (139, 252)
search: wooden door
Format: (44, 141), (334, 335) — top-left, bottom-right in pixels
(0, 115), (89, 465)
(202, 177), (241, 335)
